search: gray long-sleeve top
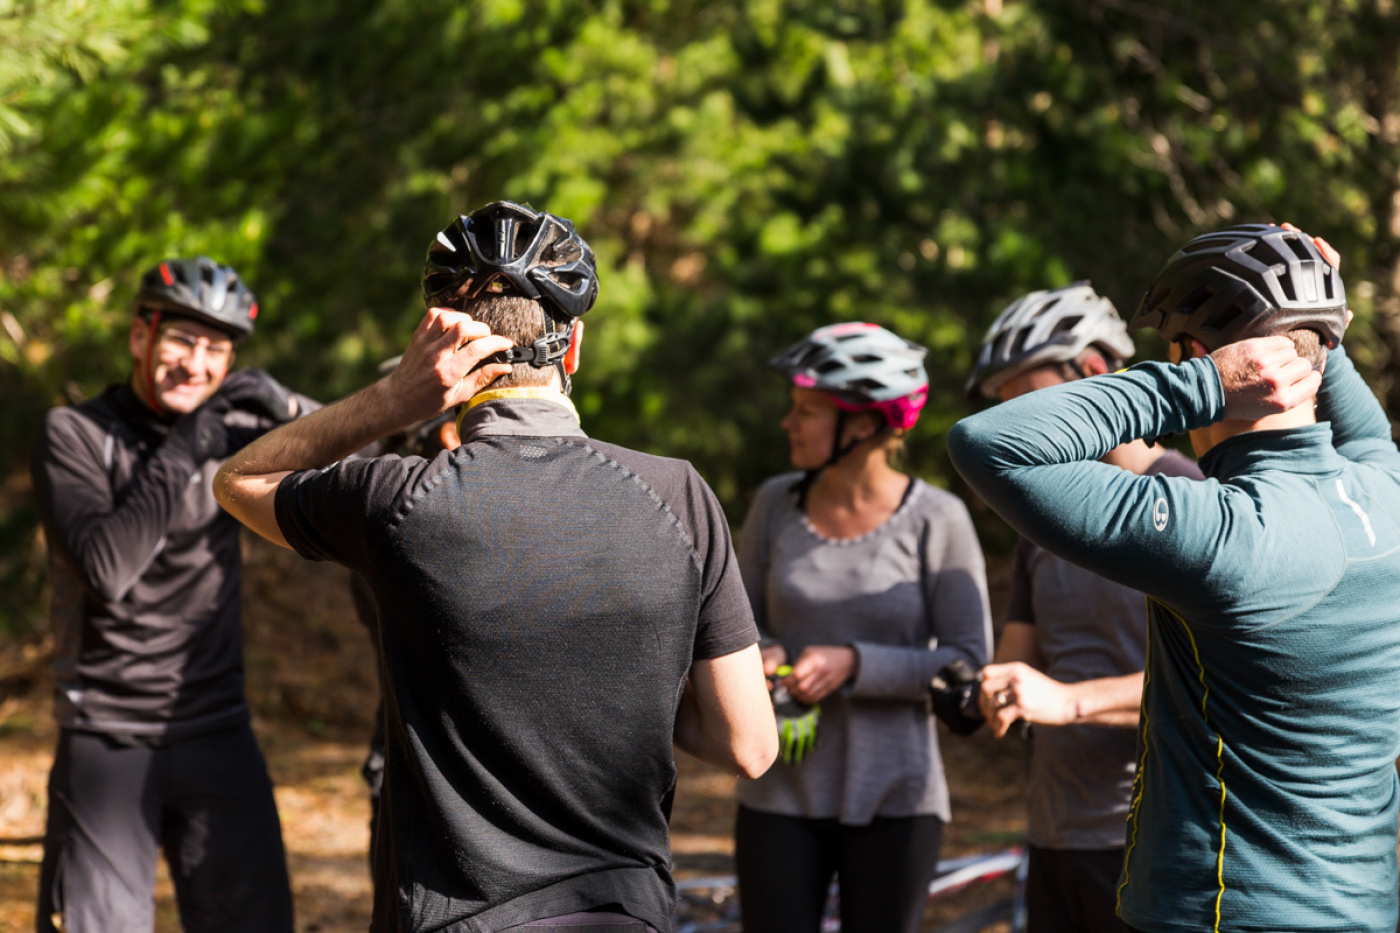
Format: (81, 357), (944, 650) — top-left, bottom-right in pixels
(735, 474), (992, 825)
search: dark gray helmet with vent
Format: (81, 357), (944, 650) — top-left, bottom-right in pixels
(770, 323), (929, 430)
(967, 281), (1135, 399)
(1130, 224), (1347, 352)
(422, 201), (598, 320)
(135, 257), (258, 341)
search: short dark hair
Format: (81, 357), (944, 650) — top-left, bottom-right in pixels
(456, 294), (565, 389)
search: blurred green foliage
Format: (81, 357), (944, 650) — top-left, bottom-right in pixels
(4, 0), (1400, 637)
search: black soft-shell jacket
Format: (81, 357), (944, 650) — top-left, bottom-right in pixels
(31, 373), (313, 741)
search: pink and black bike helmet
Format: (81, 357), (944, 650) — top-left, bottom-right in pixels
(770, 322), (930, 431)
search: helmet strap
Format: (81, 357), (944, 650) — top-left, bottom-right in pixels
(140, 310), (171, 416)
(792, 411), (887, 511)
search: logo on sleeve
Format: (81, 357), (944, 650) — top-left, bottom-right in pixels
(1152, 497), (1169, 532)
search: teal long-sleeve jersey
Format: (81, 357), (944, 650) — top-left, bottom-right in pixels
(949, 347), (1400, 933)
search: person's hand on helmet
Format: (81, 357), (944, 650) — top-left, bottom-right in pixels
(166, 397), (234, 465)
(388, 308), (514, 424)
(1211, 336), (1322, 421)
(219, 368), (298, 424)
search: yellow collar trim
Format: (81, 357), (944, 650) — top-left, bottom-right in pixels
(457, 387), (580, 431)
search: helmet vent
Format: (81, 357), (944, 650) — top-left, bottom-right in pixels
(851, 354), (881, 364)
(1284, 236), (1314, 262)
(850, 378), (887, 391)
(816, 360), (845, 374)
(1048, 315), (1082, 336)
(1201, 302), (1244, 334)
(1277, 272), (1297, 302)
(1182, 238), (1222, 254)
(1177, 285), (1216, 319)
(1009, 327), (1032, 357)
(1250, 242), (1284, 267)
(1033, 297), (1061, 318)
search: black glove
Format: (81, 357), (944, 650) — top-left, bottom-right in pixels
(166, 398), (233, 464)
(219, 368), (297, 424)
(929, 659), (985, 737)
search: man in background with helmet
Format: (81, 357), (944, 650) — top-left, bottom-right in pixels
(213, 202), (777, 933)
(30, 258), (308, 932)
(950, 224), (1400, 933)
(964, 282), (1201, 933)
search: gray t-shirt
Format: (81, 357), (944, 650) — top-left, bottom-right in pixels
(1008, 449), (1202, 850)
(735, 474), (992, 825)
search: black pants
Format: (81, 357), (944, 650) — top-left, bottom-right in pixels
(734, 806), (943, 933)
(1025, 845), (1129, 933)
(36, 724), (294, 933)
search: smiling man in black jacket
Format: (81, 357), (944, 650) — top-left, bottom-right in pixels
(30, 257), (307, 933)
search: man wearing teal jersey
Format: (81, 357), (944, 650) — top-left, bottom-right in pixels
(949, 224), (1400, 933)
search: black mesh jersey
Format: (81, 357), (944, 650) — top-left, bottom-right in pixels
(275, 397), (758, 933)
(30, 376), (314, 740)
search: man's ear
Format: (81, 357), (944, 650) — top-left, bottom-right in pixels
(437, 419), (461, 451)
(563, 320), (584, 376)
(129, 317), (149, 363)
(1080, 352), (1110, 377)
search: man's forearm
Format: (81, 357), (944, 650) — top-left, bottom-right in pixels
(1066, 671), (1144, 726)
(213, 378), (410, 547)
(221, 378), (401, 480)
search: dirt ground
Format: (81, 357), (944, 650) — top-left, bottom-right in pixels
(0, 534), (1027, 933)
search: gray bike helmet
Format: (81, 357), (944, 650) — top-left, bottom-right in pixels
(770, 322), (929, 430)
(135, 257), (258, 342)
(1130, 224), (1347, 352)
(967, 281), (1135, 399)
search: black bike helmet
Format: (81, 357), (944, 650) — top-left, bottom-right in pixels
(422, 201), (598, 321)
(967, 281), (1135, 399)
(1130, 224), (1347, 352)
(135, 257), (258, 342)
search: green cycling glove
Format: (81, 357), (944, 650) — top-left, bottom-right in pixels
(770, 664), (821, 765)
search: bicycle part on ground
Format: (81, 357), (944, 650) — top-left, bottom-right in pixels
(928, 659), (985, 737)
(769, 664), (821, 765)
(967, 282), (1134, 399)
(1130, 223), (1347, 353)
(218, 368), (296, 424)
(166, 396), (234, 465)
(422, 201), (598, 393)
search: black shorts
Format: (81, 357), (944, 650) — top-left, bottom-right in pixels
(1025, 845), (1129, 933)
(36, 724), (294, 933)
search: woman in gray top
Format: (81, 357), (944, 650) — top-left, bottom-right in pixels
(735, 323), (992, 933)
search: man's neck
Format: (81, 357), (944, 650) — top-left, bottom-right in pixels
(1189, 404), (1319, 458)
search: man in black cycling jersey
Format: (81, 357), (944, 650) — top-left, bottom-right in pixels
(964, 282), (1201, 933)
(952, 225), (1400, 933)
(214, 202), (777, 933)
(30, 258), (307, 933)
